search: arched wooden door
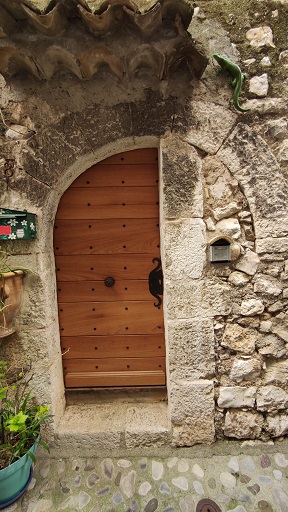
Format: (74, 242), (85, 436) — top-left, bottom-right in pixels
(54, 149), (165, 388)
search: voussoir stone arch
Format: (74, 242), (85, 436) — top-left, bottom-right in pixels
(218, 123), (288, 242)
(19, 94), (179, 195)
(24, 99), (216, 448)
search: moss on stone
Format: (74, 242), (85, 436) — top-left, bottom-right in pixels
(227, 498), (240, 509)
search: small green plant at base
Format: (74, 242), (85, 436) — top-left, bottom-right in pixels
(0, 360), (52, 470)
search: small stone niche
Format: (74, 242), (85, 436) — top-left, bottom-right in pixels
(210, 238), (231, 263)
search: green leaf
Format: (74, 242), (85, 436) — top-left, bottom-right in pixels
(27, 451), (36, 463)
(35, 405), (50, 419)
(38, 440), (50, 453)
(5, 411), (29, 432)
(0, 386), (8, 399)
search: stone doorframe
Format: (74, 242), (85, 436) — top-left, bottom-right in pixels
(36, 126), (216, 447)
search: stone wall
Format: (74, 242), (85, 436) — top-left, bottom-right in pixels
(0, 0), (288, 448)
(203, 147), (288, 442)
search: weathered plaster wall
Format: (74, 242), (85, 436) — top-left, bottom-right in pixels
(0, 0), (288, 449)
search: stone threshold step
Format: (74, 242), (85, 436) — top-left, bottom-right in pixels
(66, 386), (167, 405)
(54, 401), (171, 454)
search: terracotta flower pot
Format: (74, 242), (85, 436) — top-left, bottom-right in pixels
(0, 271), (24, 338)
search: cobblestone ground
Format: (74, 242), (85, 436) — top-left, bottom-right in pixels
(3, 452), (288, 512)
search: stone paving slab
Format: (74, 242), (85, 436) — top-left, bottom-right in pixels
(3, 452), (288, 512)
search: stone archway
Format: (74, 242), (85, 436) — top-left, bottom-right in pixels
(2, 82), (287, 448)
(16, 110), (217, 447)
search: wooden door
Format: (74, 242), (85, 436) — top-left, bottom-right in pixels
(54, 149), (165, 388)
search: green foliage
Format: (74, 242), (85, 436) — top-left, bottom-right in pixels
(0, 361), (52, 469)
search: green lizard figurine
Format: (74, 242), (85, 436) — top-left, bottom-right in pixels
(213, 54), (250, 113)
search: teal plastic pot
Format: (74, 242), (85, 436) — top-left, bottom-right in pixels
(0, 442), (37, 506)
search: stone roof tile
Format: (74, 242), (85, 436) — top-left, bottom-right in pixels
(0, 0), (208, 81)
(0, 0), (194, 24)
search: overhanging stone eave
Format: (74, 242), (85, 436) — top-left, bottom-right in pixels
(0, 40), (208, 81)
(0, 3), (208, 81)
(0, 0), (195, 34)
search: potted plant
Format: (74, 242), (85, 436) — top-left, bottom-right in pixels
(0, 246), (26, 338)
(0, 361), (51, 507)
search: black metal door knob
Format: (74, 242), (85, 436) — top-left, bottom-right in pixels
(104, 276), (115, 287)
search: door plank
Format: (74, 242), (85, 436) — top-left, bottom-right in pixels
(101, 148), (158, 164)
(55, 254), (160, 281)
(61, 334), (165, 359)
(57, 187), (159, 220)
(56, 204), (159, 220)
(54, 219), (160, 255)
(57, 280), (154, 302)
(58, 301), (164, 336)
(65, 370), (165, 388)
(63, 357), (165, 373)
(59, 186), (159, 206)
(71, 164), (158, 188)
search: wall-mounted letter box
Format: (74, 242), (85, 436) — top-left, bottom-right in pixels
(0, 208), (36, 240)
(210, 238), (231, 263)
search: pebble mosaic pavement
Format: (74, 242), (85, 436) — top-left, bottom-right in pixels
(3, 452), (288, 512)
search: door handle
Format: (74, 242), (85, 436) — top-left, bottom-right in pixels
(149, 258), (163, 309)
(104, 277), (115, 287)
